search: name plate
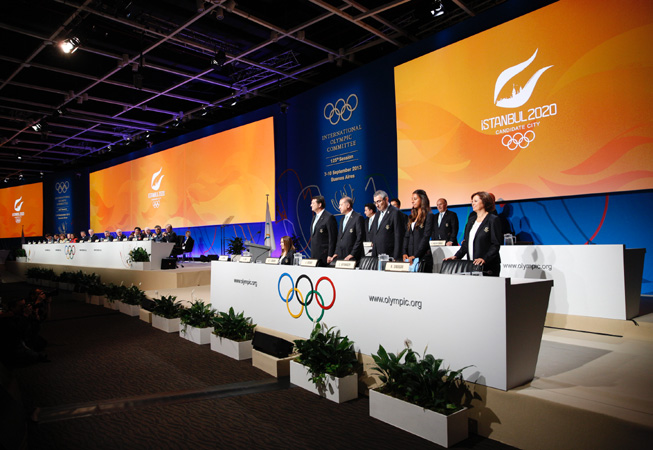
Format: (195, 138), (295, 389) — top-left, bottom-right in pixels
(239, 256), (252, 263)
(265, 258), (280, 265)
(429, 240), (446, 247)
(218, 255), (230, 261)
(300, 259), (319, 267)
(335, 260), (356, 270)
(385, 262), (410, 272)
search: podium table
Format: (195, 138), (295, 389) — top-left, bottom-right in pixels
(22, 241), (174, 270)
(210, 262), (553, 390)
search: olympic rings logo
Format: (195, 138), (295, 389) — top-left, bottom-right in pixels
(323, 94), (358, 125)
(152, 200), (160, 208)
(55, 181), (70, 194)
(64, 244), (76, 259)
(501, 130), (535, 150)
(277, 273), (336, 322)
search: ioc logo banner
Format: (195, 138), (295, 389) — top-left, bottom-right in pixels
(277, 273), (336, 323)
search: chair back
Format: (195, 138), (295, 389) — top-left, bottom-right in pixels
(358, 256), (378, 271)
(439, 259), (484, 275)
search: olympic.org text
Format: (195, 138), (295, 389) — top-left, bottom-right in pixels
(234, 279), (258, 288)
(502, 263), (552, 271)
(369, 295), (422, 310)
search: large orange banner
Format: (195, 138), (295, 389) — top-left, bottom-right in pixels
(0, 183), (43, 238)
(90, 117), (275, 231)
(396, 0), (653, 205)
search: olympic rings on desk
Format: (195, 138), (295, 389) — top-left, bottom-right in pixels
(277, 273), (336, 323)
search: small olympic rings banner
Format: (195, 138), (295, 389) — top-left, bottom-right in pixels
(277, 273), (336, 322)
(64, 244), (76, 260)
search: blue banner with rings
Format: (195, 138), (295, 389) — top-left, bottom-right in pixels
(53, 176), (73, 236)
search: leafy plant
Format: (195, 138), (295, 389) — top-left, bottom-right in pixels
(104, 283), (128, 302)
(129, 247), (150, 262)
(122, 285), (147, 306)
(371, 345), (470, 415)
(15, 248), (26, 257)
(226, 237), (245, 256)
(87, 281), (106, 296)
(212, 307), (256, 342)
(152, 295), (183, 319)
(179, 300), (215, 330)
(293, 323), (358, 386)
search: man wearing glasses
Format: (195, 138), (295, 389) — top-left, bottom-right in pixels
(370, 190), (405, 261)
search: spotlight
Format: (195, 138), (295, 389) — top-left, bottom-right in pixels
(430, 0), (444, 17)
(210, 50), (227, 68)
(215, 7), (224, 20)
(31, 123), (42, 132)
(17, 154), (22, 160)
(60, 36), (81, 54)
(4, 178), (8, 183)
(40, 171), (44, 178)
(231, 99), (238, 106)
(18, 173), (24, 180)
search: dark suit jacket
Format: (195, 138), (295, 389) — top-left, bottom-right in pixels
(403, 213), (434, 260)
(280, 249), (295, 266)
(334, 211), (365, 261)
(115, 234), (128, 241)
(310, 210), (337, 265)
(165, 231), (178, 244)
(364, 216), (374, 242)
(455, 213), (502, 276)
(371, 205), (405, 261)
(88, 234), (99, 242)
(432, 210), (459, 245)
(181, 236), (194, 252)
(102, 235), (114, 242)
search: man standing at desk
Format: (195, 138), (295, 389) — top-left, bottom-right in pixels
(432, 198), (459, 246)
(310, 195), (337, 266)
(327, 196), (364, 264)
(371, 190), (405, 261)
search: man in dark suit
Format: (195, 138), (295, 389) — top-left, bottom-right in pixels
(115, 229), (128, 241)
(152, 225), (165, 242)
(163, 224), (178, 244)
(370, 190), (405, 261)
(327, 196), (365, 264)
(363, 203), (376, 242)
(103, 230), (114, 242)
(310, 195), (337, 266)
(87, 229), (99, 242)
(79, 230), (88, 242)
(432, 198), (459, 246)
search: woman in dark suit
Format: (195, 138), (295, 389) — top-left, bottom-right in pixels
(279, 235), (296, 265)
(446, 191), (502, 276)
(402, 189), (434, 273)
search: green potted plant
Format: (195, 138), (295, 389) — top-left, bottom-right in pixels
(87, 280), (106, 305)
(128, 247), (151, 270)
(226, 237), (245, 261)
(179, 300), (215, 344)
(104, 283), (122, 310)
(210, 307), (256, 360)
(15, 248), (27, 263)
(57, 271), (76, 291)
(291, 323), (360, 403)
(120, 285), (146, 316)
(151, 295), (184, 333)
(369, 344), (471, 447)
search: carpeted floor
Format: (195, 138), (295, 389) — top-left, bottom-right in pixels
(3, 282), (520, 449)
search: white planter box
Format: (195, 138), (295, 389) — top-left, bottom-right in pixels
(369, 389), (468, 448)
(16, 257), (27, 263)
(210, 335), (253, 360)
(104, 299), (116, 309)
(89, 295), (102, 305)
(180, 325), (211, 344)
(119, 302), (141, 316)
(59, 282), (74, 291)
(289, 360), (358, 403)
(130, 261), (151, 270)
(152, 315), (181, 333)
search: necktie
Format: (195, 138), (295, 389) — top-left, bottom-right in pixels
(342, 215), (348, 232)
(439, 212), (444, 226)
(377, 211), (384, 230)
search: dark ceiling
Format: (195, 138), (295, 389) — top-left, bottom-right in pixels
(0, 0), (506, 182)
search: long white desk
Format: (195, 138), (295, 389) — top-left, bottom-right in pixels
(431, 244), (645, 320)
(22, 241), (174, 270)
(210, 262), (553, 391)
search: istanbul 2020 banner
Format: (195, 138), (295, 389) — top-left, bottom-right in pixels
(396, 0), (653, 205)
(90, 117), (275, 231)
(0, 182), (43, 238)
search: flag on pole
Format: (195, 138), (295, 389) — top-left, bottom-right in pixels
(21, 225), (25, 245)
(264, 195), (276, 251)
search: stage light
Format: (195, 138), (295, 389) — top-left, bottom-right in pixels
(60, 36), (81, 54)
(18, 173), (24, 180)
(31, 123), (42, 132)
(40, 171), (44, 178)
(210, 50), (227, 68)
(17, 153), (22, 160)
(430, 0), (444, 17)
(215, 7), (224, 20)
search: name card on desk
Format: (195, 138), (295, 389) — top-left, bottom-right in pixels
(265, 258), (279, 265)
(430, 240), (446, 247)
(335, 260), (356, 270)
(218, 255), (230, 261)
(239, 256), (252, 263)
(301, 259), (319, 267)
(385, 262), (410, 272)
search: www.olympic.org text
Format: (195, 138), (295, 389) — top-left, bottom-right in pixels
(234, 279), (258, 287)
(502, 263), (552, 271)
(369, 295), (422, 310)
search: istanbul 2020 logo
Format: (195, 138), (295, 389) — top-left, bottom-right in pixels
(149, 167), (165, 208)
(277, 273), (336, 322)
